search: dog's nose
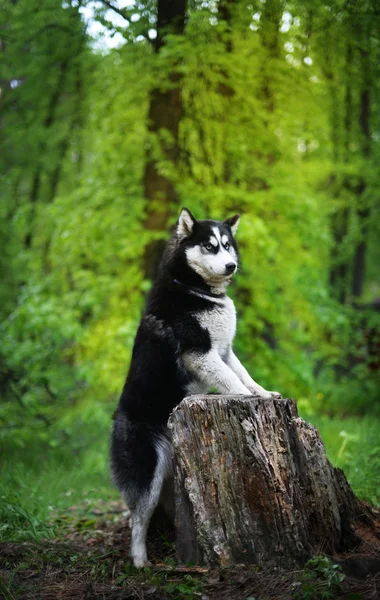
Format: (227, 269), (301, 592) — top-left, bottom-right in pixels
(225, 263), (236, 275)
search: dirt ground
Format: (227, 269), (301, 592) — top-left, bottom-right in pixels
(1, 500), (380, 600)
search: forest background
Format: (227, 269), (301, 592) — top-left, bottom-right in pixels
(1, 0), (380, 546)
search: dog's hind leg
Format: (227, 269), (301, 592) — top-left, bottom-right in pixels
(129, 494), (159, 568)
(128, 435), (173, 568)
(159, 475), (175, 524)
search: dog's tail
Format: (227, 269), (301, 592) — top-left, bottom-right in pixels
(110, 414), (172, 509)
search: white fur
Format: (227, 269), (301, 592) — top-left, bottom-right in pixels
(184, 349), (252, 395)
(198, 296), (237, 358)
(185, 227), (237, 289)
(130, 435), (173, 568)
(226, 349), (274, 398)
(212, 227), (221, 244)
(184, 296), (277, 399)
(177, 208), (195, 239)
(229, 217), (240, 236)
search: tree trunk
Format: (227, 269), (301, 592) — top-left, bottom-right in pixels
(351, 35), (371, 299)
(169, 395), (376, 567)
(142, 0), (187, 281)
(260, 0), (282, 119)
(23, 56), (70, 250)
(328, 40), (353, 304)
(24, 0), (85, 250)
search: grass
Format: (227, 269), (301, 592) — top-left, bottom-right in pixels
(0, 426), (119, 543)
(0, 411), (379, 545)
(300, 412), (380, 506)
(0, 411), (379, 600)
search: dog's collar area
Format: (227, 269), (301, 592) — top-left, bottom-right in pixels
(173, 279), (226, 299)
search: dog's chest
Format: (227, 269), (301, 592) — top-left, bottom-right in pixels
(196, 297), (236, 355)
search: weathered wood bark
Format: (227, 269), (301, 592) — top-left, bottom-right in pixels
(169, 395), (375, 567)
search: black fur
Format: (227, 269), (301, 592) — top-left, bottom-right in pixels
(110, 217), (238, 514)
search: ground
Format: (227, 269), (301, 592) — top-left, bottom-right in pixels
(1, 498), (380, 600)
(1, 412), (379, 599)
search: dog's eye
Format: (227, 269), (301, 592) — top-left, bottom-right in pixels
(224, 242), (230, 250)
(204, 243), (213, 251)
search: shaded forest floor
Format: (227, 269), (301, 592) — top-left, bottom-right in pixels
(1, 499), (380, 600)
(1, 414), (379, 599)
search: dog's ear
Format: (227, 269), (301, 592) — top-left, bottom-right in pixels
(224, 214), (240, 237)
(177, 207), (196, 239)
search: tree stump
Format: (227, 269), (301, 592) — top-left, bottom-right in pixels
(169, 395), (376, 567)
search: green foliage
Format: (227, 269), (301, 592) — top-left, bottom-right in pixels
(0, 411), (377, 547)
(292, 556), (345, 600)
(300, 412), (380, 505)
(0, 575), (18, 600)
(163, 574), (205, 598)
(1, 0), (380, 523)
(0, 500), (55, 543)
(1, 284), (83, 432)
(0, 404), (116, 542)
(111, 559), (206, 598)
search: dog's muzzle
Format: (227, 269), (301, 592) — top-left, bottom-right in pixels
(225, 263), (236, 275)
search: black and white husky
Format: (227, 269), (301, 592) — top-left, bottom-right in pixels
(111, 208), (280, 567)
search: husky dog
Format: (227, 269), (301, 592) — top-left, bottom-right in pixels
(111, 208), (280, 567)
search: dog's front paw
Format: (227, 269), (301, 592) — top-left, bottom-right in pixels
(249, 388), (282, 400)
(260, 390), (273, 400)
(247, 387), (272, 399)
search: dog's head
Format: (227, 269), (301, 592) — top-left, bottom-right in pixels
(176, 208), (240, 286)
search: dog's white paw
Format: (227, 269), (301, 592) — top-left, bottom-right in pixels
(260, 390), (273, 400)
(131, 544), (149, 569)
(249, 388), (282, 400)
(132, 554), (149, 569)
(247, 388), (271, 399)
